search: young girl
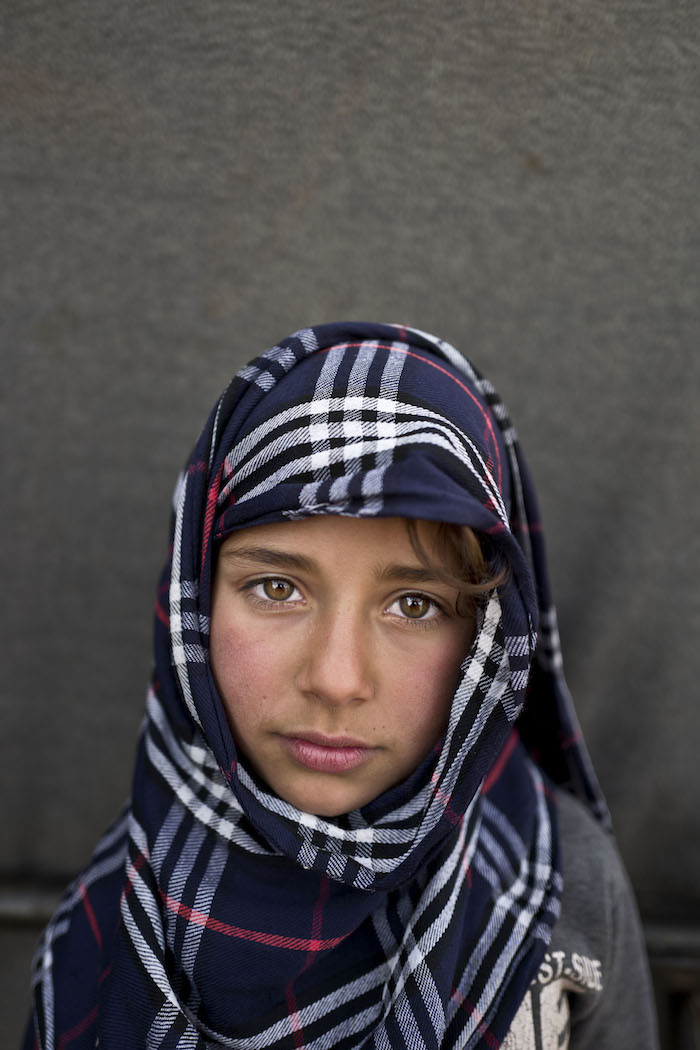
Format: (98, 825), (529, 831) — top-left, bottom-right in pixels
(25, 322), (658, 1048)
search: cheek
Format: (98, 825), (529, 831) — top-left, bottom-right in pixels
(386, 636), (466, 739)
(209, 616), (280, 724)
(406, 663), (454, 726)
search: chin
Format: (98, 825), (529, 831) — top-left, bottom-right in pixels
(286, 790), (364, 818)
(276, 778), (378, 818)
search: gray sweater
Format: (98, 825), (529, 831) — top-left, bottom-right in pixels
(502, 789), (659, 1048)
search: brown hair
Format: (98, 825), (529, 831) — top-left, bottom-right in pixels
(405, 519), (507, 618)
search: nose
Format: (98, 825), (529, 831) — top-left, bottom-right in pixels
(296, 606), (374, 706)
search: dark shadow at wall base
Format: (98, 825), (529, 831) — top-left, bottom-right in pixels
(648, 922), (700, 1050)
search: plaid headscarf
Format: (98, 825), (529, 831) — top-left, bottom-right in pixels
(28, 323), (606, 1050)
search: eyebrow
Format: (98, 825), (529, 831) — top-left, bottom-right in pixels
(218, 546), (445, 585)
(374, 564), (444, 585)
(218, 546), (317, 573)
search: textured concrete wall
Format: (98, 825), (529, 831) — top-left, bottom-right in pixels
(3, 1), (699, 1041)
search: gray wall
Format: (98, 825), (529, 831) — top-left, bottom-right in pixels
(3, 1), (699, 1043)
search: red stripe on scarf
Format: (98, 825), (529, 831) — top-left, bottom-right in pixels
(57, 1004), (98, 1049)
(283, 876), (331, 1048)
(122, 851), (148, 901)
(302, 876), (330, 972)
(482, 730), (519, 794)
(160, 890), (347, 952)
(430, 774), (463, 827)
(286, 983), (306, 1048)
(561, 728), (582, 748)
(200, 461), (225, 578)
(450, 988), (500, 1050)
(285, 984), (306, 1049)
(79, 881), (102, 951)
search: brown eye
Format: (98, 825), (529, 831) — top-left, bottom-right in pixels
(262, 578), (296, 601)
(398, 594), (433, 619)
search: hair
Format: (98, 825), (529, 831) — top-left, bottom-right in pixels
(405, 519), (508, 619)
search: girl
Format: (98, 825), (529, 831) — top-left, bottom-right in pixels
(25, 322), (658, 1048)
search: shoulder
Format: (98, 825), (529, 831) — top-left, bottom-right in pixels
(554, 788), (651, 995)
(555, 787), (631, 953)
(502, 788), (659, 1049)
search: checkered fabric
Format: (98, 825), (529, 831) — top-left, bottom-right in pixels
(27, 322), (607, 1050)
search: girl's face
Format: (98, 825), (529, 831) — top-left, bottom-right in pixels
(210, 516), (474, 816)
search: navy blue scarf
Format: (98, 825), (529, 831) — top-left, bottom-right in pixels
(27, 323), (606, 1050)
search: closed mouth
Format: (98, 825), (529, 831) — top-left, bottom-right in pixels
(279, 733), (376, 774)
(284, 730), (373, 750)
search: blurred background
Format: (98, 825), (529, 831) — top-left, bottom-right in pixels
(2, 1), (699, 1045)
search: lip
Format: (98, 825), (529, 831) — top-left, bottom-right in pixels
(280, 732), (376, 774)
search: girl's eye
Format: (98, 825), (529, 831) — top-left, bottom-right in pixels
(390, 594), (441, 620)
(251, 578), (300, 602)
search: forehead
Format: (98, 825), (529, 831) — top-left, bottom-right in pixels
(217, 515), (456, 570)
(219, 515), (419, 554)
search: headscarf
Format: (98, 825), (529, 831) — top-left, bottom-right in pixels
(28, 322), (606, 1050)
